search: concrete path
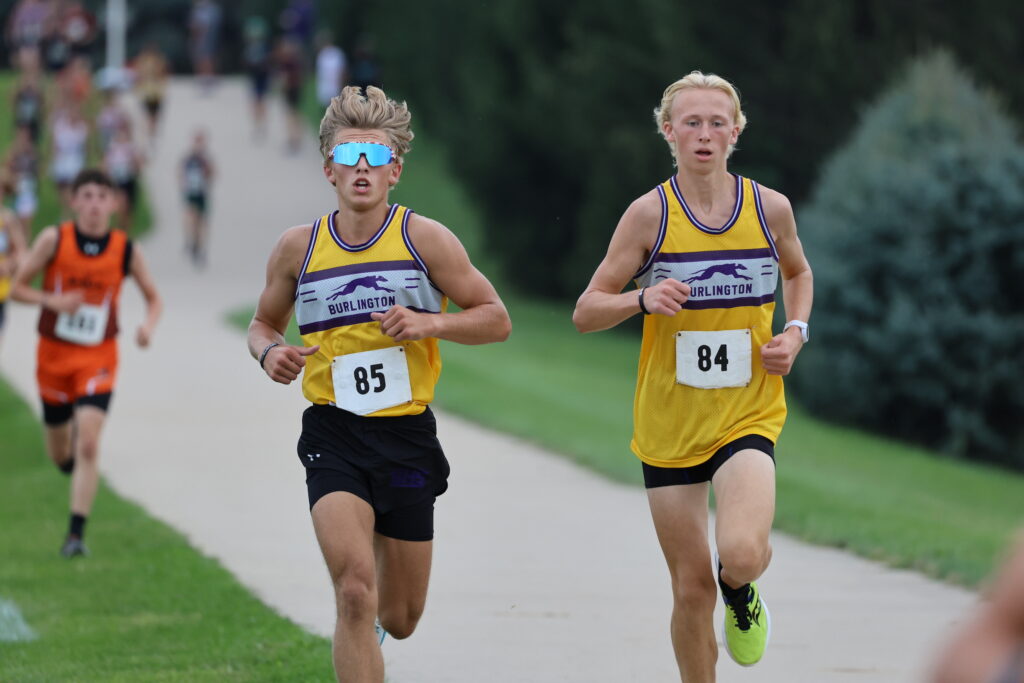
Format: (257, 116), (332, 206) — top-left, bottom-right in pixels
(0, 78), (976, 682)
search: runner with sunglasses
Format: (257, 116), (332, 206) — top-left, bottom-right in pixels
(573, 71), (813, 679)
(247, 85), (510, 682)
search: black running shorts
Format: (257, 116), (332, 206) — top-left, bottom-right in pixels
(642, 434), (775, 488)
(296, 404), (450, 541)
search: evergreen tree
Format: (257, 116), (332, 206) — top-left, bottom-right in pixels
(792, 51), (1024, 467)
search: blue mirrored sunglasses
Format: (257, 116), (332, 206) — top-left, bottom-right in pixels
(331, 142), (395, 167)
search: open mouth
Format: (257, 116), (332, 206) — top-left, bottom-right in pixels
(354, 179), (370, 191)
(695, 149), (713, 160)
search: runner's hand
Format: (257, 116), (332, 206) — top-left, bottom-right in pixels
(371, 306), (438, 342)
(264, 344), (320, 384)
(761, 328), (803, 375)
(136, 324), (153, 349)
(46, 291), (84, 314)
(643, 279), (691, 316)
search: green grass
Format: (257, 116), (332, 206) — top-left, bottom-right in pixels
(0, 71), (153, 239)
(245, 99), (1024, 588)
(0, 377), (334, 681)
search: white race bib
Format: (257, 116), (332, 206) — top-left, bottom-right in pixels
(55, 303), (109, 346)
(331, 346), (412, 416)
(675, 329), (752, 389)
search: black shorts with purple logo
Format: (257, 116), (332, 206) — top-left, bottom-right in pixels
(297, 403), (450, 541)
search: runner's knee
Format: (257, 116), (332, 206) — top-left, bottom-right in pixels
(379, 602), (424, 640)
(333, 567), (377, 621)
(672, 572), (718, 615)
(75, 434), (100, 463)
(718, 538), (771, 585)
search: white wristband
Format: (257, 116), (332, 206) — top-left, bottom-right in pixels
(783, 320), (809, 343)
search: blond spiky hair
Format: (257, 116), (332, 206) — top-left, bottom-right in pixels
(319, 86), (414, 162)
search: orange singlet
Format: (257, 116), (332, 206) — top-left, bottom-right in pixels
(36, 222), (129, 405)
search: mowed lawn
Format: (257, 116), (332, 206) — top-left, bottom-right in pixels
(0, 378), (334, 681)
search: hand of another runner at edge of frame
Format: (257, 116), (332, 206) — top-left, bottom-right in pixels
(760, 326), (804, 375)
(264, 344), (320, 385)
(643, 279), (692, 316)
(371, 305), (437, 342)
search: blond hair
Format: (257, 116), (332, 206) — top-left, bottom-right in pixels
(318, 86), (414, 162)
(653, 71), (747, 160)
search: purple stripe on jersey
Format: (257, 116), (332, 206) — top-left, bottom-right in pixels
(298, 259), (422, 285)
(298, 289), (315, 296)
(401, 208), (445, 294)
(633, 184), (669, 279)
(683, 294), (775, 310)
(299, 312), (377, 332)
(298, 306), (439, 335)
(655, 248), (773, 264)
(751, 181), (780, 261)
(328, 205), (398, 252)
(301, 298), (317, 303)
(294, 216), (323, 299)
(670, 174), (743, 234)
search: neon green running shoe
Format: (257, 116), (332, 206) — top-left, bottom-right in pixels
(722, 581), (770, 666)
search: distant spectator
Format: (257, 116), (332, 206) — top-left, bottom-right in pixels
(189, 0), (222, 92)
(315, 30), (347, 108)
(6, 0), (52, 54)
(50, 0), (96, 65)
(55, 54), (91, 108)
(349, 36), (382, 91)
(131, 43), (169, 144)
(104, 122), (145, 234)
(274, 38), (304, 154)
(278, 0), (314, 48)
(96, 86), (130, 153)
(12, 68), (45, 143)
(49, 104), (89, 211)
(180, 131), (214, 266)
(243, 15), (272, 141)
(6, 127), (40, 237)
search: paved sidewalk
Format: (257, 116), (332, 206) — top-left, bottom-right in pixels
(0, 78), (974, 682)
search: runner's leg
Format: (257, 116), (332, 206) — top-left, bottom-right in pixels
(312, 491), (383, 683)
(648, 483), (718, 681)
(374, 534), (432, 639)
(711, 450), (775, 588)
(69, 405), (106, 517)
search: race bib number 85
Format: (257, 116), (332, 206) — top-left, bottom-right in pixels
(675, 329), (752, 389)
(331, 346), (412, 416)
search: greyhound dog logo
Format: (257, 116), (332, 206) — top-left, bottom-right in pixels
(327, 275), (395, 300)
(684, 263), (751, 284)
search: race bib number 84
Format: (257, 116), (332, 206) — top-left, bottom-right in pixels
(331, 346), (412, 416)
(675, 329), (752, 389)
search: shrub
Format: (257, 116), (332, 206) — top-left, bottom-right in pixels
(792, 51), (1024, 468)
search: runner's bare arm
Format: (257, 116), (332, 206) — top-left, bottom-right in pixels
(128, 245), (162, 348)
(371, 214), (510, 345)
(0, 212), (26, 278)
(248, 225), (319, 384)
(758, 187), (813, 375)
(9, 225), (83, 313)
(573, 190), (691, 332)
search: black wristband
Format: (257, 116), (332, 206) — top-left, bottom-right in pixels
(258, 342), (281, 369)
(638, 288), (651, 315)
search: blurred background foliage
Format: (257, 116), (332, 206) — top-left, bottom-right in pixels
(3, 0), (1020, 467)
(793, 51), (1024, 468)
